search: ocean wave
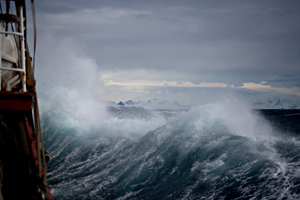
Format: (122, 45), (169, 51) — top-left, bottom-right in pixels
(42, 101), (300, 199)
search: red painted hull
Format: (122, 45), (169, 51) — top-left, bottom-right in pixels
(0, 91), (53, 200)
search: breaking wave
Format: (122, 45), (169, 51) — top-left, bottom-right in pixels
(41, 100), (300, 200)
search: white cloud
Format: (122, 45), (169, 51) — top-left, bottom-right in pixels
(104, 79), (229, 89)
(100, 69), (300, 98)
(100, 69), (229, 89)
(240, 82), (300, 96)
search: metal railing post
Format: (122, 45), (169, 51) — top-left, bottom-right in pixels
(20, 6), (27, 92)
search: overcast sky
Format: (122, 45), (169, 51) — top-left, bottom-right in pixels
(34, 0), (300, 106)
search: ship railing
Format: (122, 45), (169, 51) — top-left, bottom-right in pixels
(0, 5), (27, 92)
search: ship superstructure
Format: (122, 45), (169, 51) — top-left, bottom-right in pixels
(0, 0), (53, 199)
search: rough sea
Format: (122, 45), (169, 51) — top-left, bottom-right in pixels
(40, 98), (300, 200)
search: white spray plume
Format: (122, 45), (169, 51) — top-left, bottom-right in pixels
(36, 36), (166, 135)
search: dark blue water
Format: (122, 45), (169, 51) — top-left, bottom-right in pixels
(42, 103), (300, 200)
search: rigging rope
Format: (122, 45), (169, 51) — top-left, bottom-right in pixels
(31, 0), (36, 72)
(29, 0), (48, 186)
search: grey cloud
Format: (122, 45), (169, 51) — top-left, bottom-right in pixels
(35, 0), (300, 102)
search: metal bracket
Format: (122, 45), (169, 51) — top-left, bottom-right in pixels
(6, 74), (20, 91)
